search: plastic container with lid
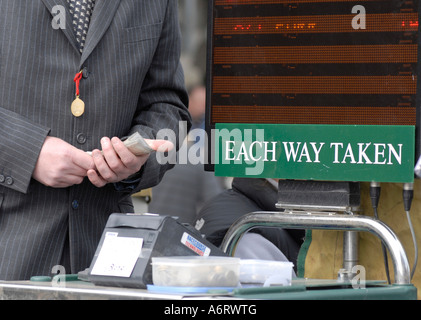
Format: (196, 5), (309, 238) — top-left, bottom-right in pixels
(151, 256), (240, 287)
(239, 259), (294, 286)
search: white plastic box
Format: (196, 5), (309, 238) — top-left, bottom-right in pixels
(239, 260), (294, 286)
(151, 256), (240, 287)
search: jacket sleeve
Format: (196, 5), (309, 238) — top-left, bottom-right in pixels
(114, 0), (192, 194)
(0, 108), (50, 194)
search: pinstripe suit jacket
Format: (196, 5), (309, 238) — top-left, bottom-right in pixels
(0, 0), (191, 280)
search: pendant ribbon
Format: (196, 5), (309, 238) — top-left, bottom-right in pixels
(71, 71), (85, 117)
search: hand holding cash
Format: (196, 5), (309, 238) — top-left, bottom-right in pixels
(88, 132), (174, 156)
(86, 133), (174, 188)
(122, 132), (174, 156)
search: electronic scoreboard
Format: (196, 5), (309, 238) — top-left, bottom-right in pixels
(205, 0), (420, 183)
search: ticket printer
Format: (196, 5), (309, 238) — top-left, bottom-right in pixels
(87, 213), (226, 289)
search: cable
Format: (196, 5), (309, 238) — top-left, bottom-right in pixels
(403, 183), (418, 280)
(370, 181), (381, 210)
(369, 181), (391, 284)
(406, 210), (418, 280)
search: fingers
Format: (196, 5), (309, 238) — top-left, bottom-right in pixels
(53, 175), (86, 188)
(110, 137), (145, 172)
(87, 169), (108, 188)
(88, 137), (147, 187)
(71, 148), (96, 171)
(91, 148), (119, 183)
(33, 136), (150, 189)
(33, 137), (95, 188)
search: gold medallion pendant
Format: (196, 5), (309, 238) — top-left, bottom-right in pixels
(71, 96), (85, 117)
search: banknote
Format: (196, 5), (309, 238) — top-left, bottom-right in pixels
(87, 132), (153, 156)
(122, 132), (154, 156)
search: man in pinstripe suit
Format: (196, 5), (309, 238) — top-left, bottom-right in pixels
(0, 0), (191, 280)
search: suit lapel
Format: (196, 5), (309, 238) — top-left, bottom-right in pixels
(80, 0), (122, 67)
(41, 0), (121, 66)
(40, 0), (80, 54)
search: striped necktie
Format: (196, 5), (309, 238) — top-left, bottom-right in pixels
(67, 0), (96, 53)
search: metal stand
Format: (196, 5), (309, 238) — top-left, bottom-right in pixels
(274, 180), (363, 279)
(221, 208), (411, 285)
(221, 181), (412, 285)
(341, 230), (359, 280)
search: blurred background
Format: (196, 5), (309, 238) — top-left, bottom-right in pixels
(133, 1), (229, 223)
(178, 0), (208, 90)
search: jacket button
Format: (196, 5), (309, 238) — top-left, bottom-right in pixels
(82, 67), (90, 79)
(5, 177), (14, 185)
(72, 200), (80, 210)
(77, 133), (87, 145)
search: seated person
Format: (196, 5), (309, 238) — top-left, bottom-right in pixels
(194, 178), (305, 268)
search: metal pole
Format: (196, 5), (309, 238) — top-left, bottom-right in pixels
(341, 231), (359, 280)
(221, 211), (411, 285)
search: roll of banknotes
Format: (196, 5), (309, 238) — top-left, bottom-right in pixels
(87, 132), (153, 156)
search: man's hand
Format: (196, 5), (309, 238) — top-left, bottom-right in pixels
(33, 137), (95, 188)
(87, 137), (173, 188)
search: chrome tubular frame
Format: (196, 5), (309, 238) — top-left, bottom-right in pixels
(220, 211), (411, 285)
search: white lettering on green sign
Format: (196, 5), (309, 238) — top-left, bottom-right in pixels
(214, 124), (415, 183)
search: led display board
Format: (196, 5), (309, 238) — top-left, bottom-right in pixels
(206, 0), (420, 182)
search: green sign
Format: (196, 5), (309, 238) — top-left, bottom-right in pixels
(214, 124), (415, 183)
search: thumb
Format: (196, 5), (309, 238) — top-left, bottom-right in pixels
(145, 139), (175, 153)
